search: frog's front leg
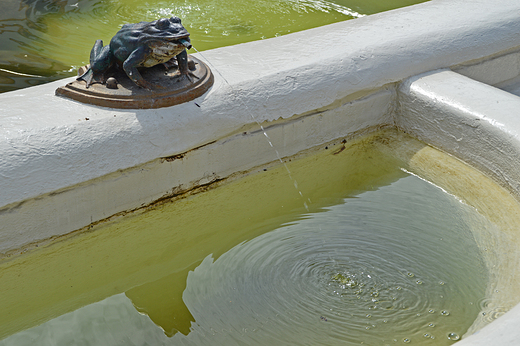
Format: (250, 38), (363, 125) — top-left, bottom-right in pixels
(122, 47), (156, 90)
(174, 50), (198, 83)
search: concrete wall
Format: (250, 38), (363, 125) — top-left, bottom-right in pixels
(398, 69), (520, 198)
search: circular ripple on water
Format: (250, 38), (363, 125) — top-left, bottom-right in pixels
(180, 176), (488, 345)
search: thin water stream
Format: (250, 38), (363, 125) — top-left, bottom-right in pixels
(1, 129), (520, 345)
(192, 45), (310, 210)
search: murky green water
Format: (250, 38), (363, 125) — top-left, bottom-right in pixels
(1, 130), (519, 345)
(0, 0), (427, 93)
(177, 176), (488, 345)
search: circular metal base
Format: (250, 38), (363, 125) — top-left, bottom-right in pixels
(55, 56), (213, 109)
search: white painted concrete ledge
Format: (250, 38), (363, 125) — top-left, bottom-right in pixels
(398, 69), (520, 196)
(1, 0), (520, 343)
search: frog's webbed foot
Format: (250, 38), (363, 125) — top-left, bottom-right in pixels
(77, 68), (108, 88)
(77, 68), (94, 87)
(176, 71), (199, 83)
(78, 40), (113, 88)
(164, 56), (196, 73)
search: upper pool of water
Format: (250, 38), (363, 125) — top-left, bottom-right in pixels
(0, 0), (427, 93)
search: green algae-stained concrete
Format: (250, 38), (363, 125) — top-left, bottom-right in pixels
(1, 0), (520, 343)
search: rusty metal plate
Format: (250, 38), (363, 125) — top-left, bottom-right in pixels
(55, 56), (213, 109)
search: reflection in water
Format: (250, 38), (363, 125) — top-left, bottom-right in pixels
(0, 174), (492, 345)
(0, 0), (427, 93)
(0, 130), (407, 341)
(175, 175), (488, 345)
(0, 0), (100, 90)
(126, 266), (198, 337)
(1, 129), (517, 345)
(0, 68), (44, 93)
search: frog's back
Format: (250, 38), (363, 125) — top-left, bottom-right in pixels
(109, 17), (189, 62)
(109, 22), (147, 54)
(140, 17), (189, 39)
(117, 18), (188, 44)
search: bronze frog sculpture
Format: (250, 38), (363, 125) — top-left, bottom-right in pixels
(78, 17), (193, 90)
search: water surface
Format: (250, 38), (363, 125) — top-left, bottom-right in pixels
(1, 130), (517, 345)
(176, 175), (488, 345)
(0, 0), (427, 92)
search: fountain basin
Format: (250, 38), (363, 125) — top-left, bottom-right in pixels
(1, 0), (520, 343)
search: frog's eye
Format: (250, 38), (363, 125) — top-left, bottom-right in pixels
(170, 17), (182, 24)
(156, 18), (170, 30)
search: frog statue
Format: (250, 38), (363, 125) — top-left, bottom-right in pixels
(78, 16), (193, 90)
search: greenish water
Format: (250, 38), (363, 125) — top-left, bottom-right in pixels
(177, 176), (488, 345)
(1, 130), (517, 345)
(0, 176), (489, 345)
(0, 0), (427, 93)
